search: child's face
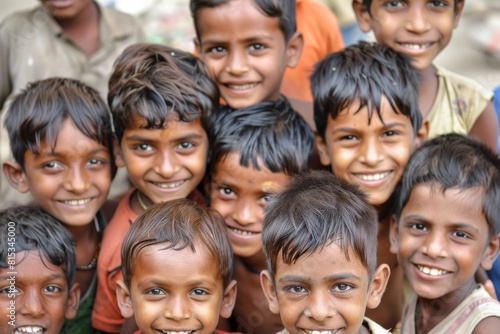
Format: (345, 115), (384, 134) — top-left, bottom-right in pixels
(41, 0), (94, 21)
(116, 115), (208, 205)
(316, 98), (424, 207)
(18, 119), (112, 227)
(261, 242), (389, 334)
(0, 251), (79, 334)
(195, 0), (302, 109)
(116, 242), (236, 334)
(210, 152), (291, 261)
(390, 185), (500, 302)
(354, 0), (464, 71)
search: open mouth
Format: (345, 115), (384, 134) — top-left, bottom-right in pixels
(354, 171), (391, 182)
(160, 331), (195, 334)
(14, 326), (46, 334)
(60, 198), (92, 206)
(417, 265), (449, 276)
(153, 180), (186, 189)
(226, 83), (258, 91)
(228, 226), (260, 236)
(303, 330), (341, 334)
(399, 42), (433, 50)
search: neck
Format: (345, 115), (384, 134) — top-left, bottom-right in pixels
(64, 220), (98, 244)
(56, 1), (98, 32)
(239, 251), (267, 273)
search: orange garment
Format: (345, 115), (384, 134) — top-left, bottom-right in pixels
(281, 0), (344, 102)
(92, 188), (207, 333)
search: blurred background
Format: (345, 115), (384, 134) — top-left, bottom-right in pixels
(2, 0), (499, 90)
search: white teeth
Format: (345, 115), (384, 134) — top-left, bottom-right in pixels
(418, 265), (448, 276)
(305, 330), (339, 334)
(155, 180), (185, 189)
(14, 326), (44, 333)
(355, 172), (390, 181)
(161, 331), (193, 334)
(230, 227), (258, 236)
(62, 198), (91, 206)
(227, 83), (257, 90)
(401, 43), (430, 50)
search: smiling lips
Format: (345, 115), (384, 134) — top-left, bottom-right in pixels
(160, 331), (195, 334)
(152, 180), (186, 189)
(303, 330), (341, 334)
(225, 83), (258, 91)
(14, 326), (45, 334)
(228, 226), (260, 236)
(417, 264), (450, 276)
(60, 198), (92, 206)
(354, 171), (391, 182)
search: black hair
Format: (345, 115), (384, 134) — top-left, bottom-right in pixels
(311, 41), (422, 139)
(0, 205), (76, 288)
(122, 199), (234, 289)
(262, 170), (379, 283)
(4, 78), (116, 176)
(209, 96), (314, 175)
(396, 133), (500, 236)
(190, 0), (297, 42)
(108, 43), (219, 141)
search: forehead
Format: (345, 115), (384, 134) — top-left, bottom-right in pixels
(212, 152), (291, 191)
(1, 251), (67, 284)
(275, 242), (369, 282)
(196, 0), (284, 42)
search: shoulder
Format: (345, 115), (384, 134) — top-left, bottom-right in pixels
(0, 7), (41, 36)
(435, 65), (493, 101)
(474, 316), (500, 333)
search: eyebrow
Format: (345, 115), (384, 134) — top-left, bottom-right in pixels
(34, 148), (108, 158)
(403, 215), (480, 234)
(202, 35), (275, 46)
(279, 273), (362, 284)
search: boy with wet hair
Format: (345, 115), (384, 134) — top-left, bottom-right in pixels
(260, 170), (391, 334)
(311, 41), (427, 329)
(208, 97), (314, 334)
(116, 199), (239, 334)
(93, 43), (219, 333)
(2, 77), (115, 334)
(353, 0), (498, 151)
(391, 133), (500, 333)
(0, 205), (80, 334)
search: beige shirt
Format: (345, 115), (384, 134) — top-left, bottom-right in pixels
(0, 3), (143, 208)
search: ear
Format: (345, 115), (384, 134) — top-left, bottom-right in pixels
(260, 270), (280, 315)
(194, 37), (202, 56)
(352, 0), (373, 33)
(116, 280), (135, 319)
(219, 280), (237, 319)
(2, 161), (30, 193)
(414, 119), (429, 149)
(480, 235), (500, 271)
(315, 134), (332, 166)
(64, 283), (81, 320)
(113, 138), (126, 168)
(366, 264), (391, 309)
(389, 214), (399, 255)
(285, 31), (304, 69)
(453, 1), (465, 29)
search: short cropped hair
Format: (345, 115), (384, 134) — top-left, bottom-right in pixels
(311, 41), (422, 139)
(4, 78), (115, 174)
(108, 43), (219, 141)
(262, 170), (379, 283)
(121, 199), (233, 288)
(190, 0), (297, 42)
(396, 133), (500, 236)
(0, 205), (76, 288)
(209, 97), (314, 175)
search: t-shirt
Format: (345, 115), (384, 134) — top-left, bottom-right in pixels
(280, 0), (344, 102)
(92, 189), (207, 333)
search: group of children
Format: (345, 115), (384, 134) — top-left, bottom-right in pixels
(1, 0), (500, 334)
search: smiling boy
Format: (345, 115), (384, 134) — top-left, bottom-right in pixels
(391, 134), (500, 333)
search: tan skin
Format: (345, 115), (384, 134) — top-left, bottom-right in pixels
(50, 0), (100, 57)
(228, 256), (283, 334)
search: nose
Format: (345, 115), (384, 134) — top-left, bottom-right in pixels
(231, 200), (261, 227)
(19, 288), (45, 318)
(422, 231), (447, 259)
(163, 294), (191, 321)
(225, 49), (249, 76)
(359, 138), (384, 167)
(405, 5), (431, 34)
(153, 150), (180, 179)
(64, 166), (90, 194)
(304, 291), (336, 322)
